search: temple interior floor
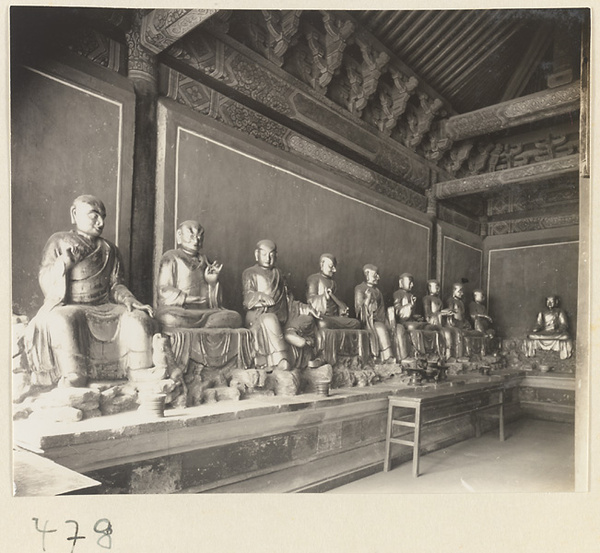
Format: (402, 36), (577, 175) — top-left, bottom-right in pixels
(328, 418), (574, 493)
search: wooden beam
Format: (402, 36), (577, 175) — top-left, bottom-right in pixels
(434, 154), (579, 199)
(140, 9), (219, 54)
(444, 81), (580, 141)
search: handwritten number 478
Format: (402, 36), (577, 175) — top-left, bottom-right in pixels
(33, 518), (112, 552)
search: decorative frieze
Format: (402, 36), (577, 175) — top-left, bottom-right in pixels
(161, 66), (427, 211)
(163, 31), (434, 190)
(435, 154), (580, 199)
(67, 26), (123, 73)
(487, 177), (579, 216)
(140, 9), (219, 54)
(444, 81), (581, 142)
(459, 130), (579, 177)
(487, 213), (579, 235)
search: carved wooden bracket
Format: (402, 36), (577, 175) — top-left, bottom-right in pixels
(422, 121), (453, 162)
(361, 67), (418, 135)
(444, 81), (581, 141)
(328, 34), (389, 116)
(140, 9), (220, 54)
(242, 10), (302, 67)
(443, 141), (474, 175)
(434, 154), (579, 199)
(461, 130), (579, 176)
(403, 92), (444, 150)
(285, 12), (355, 94)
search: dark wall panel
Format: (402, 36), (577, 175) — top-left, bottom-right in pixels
(166, 126), (431, 316)
(11, 62), (134, 317)
(441, 236), (483, 305)
(487, 241), (579, 338)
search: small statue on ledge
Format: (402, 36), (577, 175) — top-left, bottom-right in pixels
(354, 264), (393, 362)
(444, 282), (473, 358)
(155, 220), (242, 329)
(422, 279), (453, 359)
(242, 239), (320, 372)
(25, 195), (157, 388)
(525, 295), (573, 360)
(389, 273), (429, 360)
(469, 289), (495, 337)
(306, 254), (360, 330)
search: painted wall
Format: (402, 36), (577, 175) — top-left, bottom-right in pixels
(156, 100), (433, 317)
(438, 221), (483, 307)
(11, 55), (135, 317)
(484, 228), (579, 339)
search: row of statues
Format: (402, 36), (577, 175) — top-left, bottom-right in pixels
(23, 195), (573, 391)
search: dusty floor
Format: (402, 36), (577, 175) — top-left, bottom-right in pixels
(329, 418), (574, 493)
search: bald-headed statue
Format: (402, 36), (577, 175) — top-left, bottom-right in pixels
(242, 240), (319, 371)
(25, 195), (157, 387)
(155, 220), (242, 330)
(306, 254), (360, 330)
(354, 264), (393, 362)
(389, 273), (433, 359)
(526, 295), (573, 359)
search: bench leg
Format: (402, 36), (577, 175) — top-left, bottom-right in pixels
(499, 390), (505, 441)
(384, 403), (394, 472)
(413, 405), (421, 477)
(473, 412), (482, 438)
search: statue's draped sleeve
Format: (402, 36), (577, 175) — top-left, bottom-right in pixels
(38, 234), (70, 310)
(242, 268), (263, 311)
(109, 245), (136, 305)
(157, 251), (187, 307)
(393, 290), (414, 321)
(306, 274), (328, 316)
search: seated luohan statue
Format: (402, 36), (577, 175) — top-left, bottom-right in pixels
(155, 220), (242, 330)
(242, 240), (319, 371)
(388, 273), (440, 360)
(25, 195), (157, 388)
(445, 282), (480, 358)
(354, 264), (393, 362)
(422, 279), (454, 360)
(306, 254), (360, 330)
(469, 289), (495, 337)
(525, 295), (573, 360)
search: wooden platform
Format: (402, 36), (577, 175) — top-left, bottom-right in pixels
(14, 371), (532, 494)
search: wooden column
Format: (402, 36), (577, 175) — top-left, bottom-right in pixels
(125, 11), (158, 304)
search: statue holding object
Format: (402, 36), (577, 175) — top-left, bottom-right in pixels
(525, 295), (573, 360)
(25, 195), (157, 388)
(306, 254), (360, 330)
(444, 282), (474, 358)
(422, 279), (454, 360)
(354, 264), (394, 362)
(388, 273), (440, 360)
(469, 289), (495, 337)
(155, 220), (242, 330)
(242, 239), (320, 372)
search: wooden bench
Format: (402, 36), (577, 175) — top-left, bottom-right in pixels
(384, 382), (505, 477)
